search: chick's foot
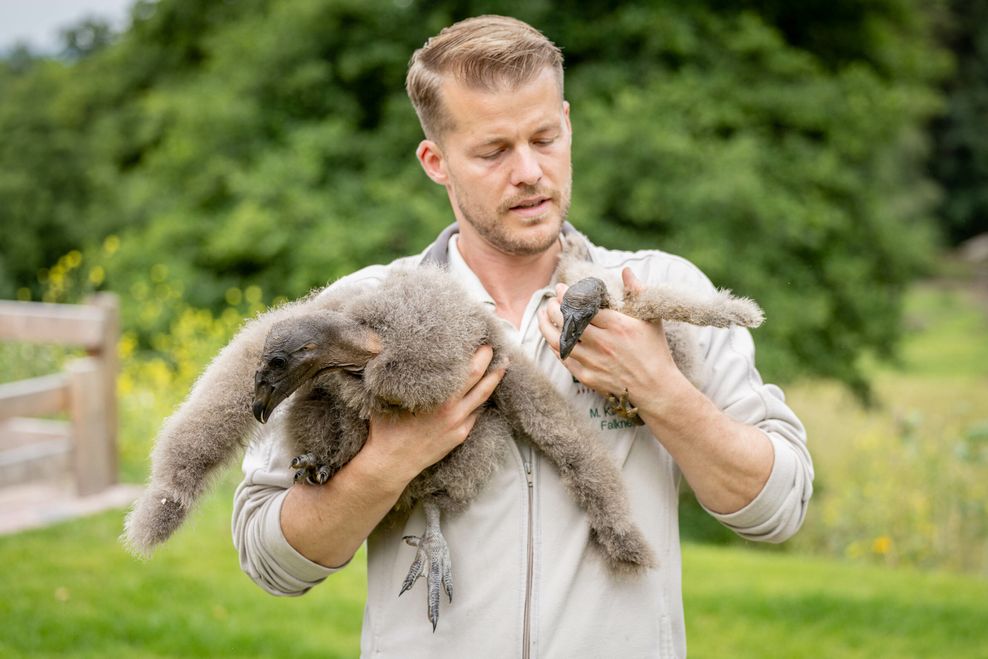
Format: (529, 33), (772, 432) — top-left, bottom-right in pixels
(398, 501), (452, 631)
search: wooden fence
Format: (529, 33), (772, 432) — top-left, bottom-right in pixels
(0, 294), (119, 496)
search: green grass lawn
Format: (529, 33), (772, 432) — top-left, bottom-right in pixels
(782, 280), (988, 573)
(2, 483), (987, 658)
(3, 275), (985, 657)
(0, 478), (365, 659)
(684, 544), (988, 659)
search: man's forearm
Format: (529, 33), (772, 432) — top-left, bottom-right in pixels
(636, 370), (774, 514)
(280, 445), (412, 568)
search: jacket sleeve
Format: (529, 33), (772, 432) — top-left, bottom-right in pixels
(660, 256), (813, 543)
(231, 407), (350, 596)
(697, 321), (814, 542)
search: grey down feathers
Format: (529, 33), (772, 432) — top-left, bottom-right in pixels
(122, 236), (764, 628)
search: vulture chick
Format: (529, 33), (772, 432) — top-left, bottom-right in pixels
(125, 264), (656, 631)
(124, 237), (765, 631)
(250, 267), (660, 630)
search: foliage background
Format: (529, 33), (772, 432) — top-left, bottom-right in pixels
(1, 1), (988, 655)
(0, 0), (964, 396)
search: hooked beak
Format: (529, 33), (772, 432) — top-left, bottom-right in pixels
(251, 311), (383, 423)
(252, 380), (274, 423)
(252, 373), (292, 424)
(557, 277), (609, 359)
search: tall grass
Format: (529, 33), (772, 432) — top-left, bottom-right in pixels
(788, 281), (988, 574)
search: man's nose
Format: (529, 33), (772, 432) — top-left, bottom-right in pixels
(509, 145), (543, 187)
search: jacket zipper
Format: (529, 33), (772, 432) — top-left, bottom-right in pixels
(522, 448), (535, 659)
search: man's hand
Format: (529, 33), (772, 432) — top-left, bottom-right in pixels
(361, 345), (507, 489)
(538, 268), (688, 412)
(281, 344), (505, 568)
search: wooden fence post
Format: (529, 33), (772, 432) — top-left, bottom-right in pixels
(67, 357), (113, 496)
(1, 294), (119, 499)
(86, 292), (119, 483)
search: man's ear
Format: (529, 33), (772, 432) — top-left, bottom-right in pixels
(563, 101), (572, 139)
(416, 139), (448, 185)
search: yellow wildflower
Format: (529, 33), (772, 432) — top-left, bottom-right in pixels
(872, 536), (893, 555)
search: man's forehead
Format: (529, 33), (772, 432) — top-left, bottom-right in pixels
(439, 70), (564, 142)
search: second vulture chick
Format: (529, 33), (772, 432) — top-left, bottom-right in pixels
(554, 236), (765, 421)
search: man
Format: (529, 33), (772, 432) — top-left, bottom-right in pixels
(233, 15), (812, 658)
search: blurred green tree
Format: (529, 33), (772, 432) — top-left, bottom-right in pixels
(929, 0), (988, 244)
(0, 0), (950, 396)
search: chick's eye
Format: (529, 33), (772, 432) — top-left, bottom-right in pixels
(269, 356), (287, 369)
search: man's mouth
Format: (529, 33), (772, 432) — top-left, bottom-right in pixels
(508, 196), (552, 215)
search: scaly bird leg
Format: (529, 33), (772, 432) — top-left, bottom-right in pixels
(398, 500), (452, 631)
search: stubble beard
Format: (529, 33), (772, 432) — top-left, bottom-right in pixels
(454, 178), (572, 257)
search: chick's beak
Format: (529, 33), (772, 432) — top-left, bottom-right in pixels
(252, 380), (274, 423)
(557, 277), (609, 359)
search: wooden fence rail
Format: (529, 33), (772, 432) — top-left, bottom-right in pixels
(0, 294), (119, 496)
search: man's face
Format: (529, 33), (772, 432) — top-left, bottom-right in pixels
(423, 67), (572, 256)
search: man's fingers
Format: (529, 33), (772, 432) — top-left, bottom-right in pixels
(543, 296), (564, 328)
(462, 361), (506, 412)
(460, 345), (494, 392)
(587, 308), (624, 329)
(452, 345), (505, 414)
(538, 308), (561, 354)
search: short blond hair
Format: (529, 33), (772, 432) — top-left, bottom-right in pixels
(406, 15), (564, 141)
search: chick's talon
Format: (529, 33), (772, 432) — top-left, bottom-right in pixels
(290, 453), (335, 485)
(290, 453), (316, 470)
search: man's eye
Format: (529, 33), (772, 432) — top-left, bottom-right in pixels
(480, 149), (504, 160)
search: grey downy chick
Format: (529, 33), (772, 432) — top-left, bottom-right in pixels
(124, 264), (656, 633)
(251, 266), (657, 630)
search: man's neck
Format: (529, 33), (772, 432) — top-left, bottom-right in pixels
(455, 229), (561, 329)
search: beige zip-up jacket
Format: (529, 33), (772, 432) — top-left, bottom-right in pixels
(232, 225), (813, 658)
